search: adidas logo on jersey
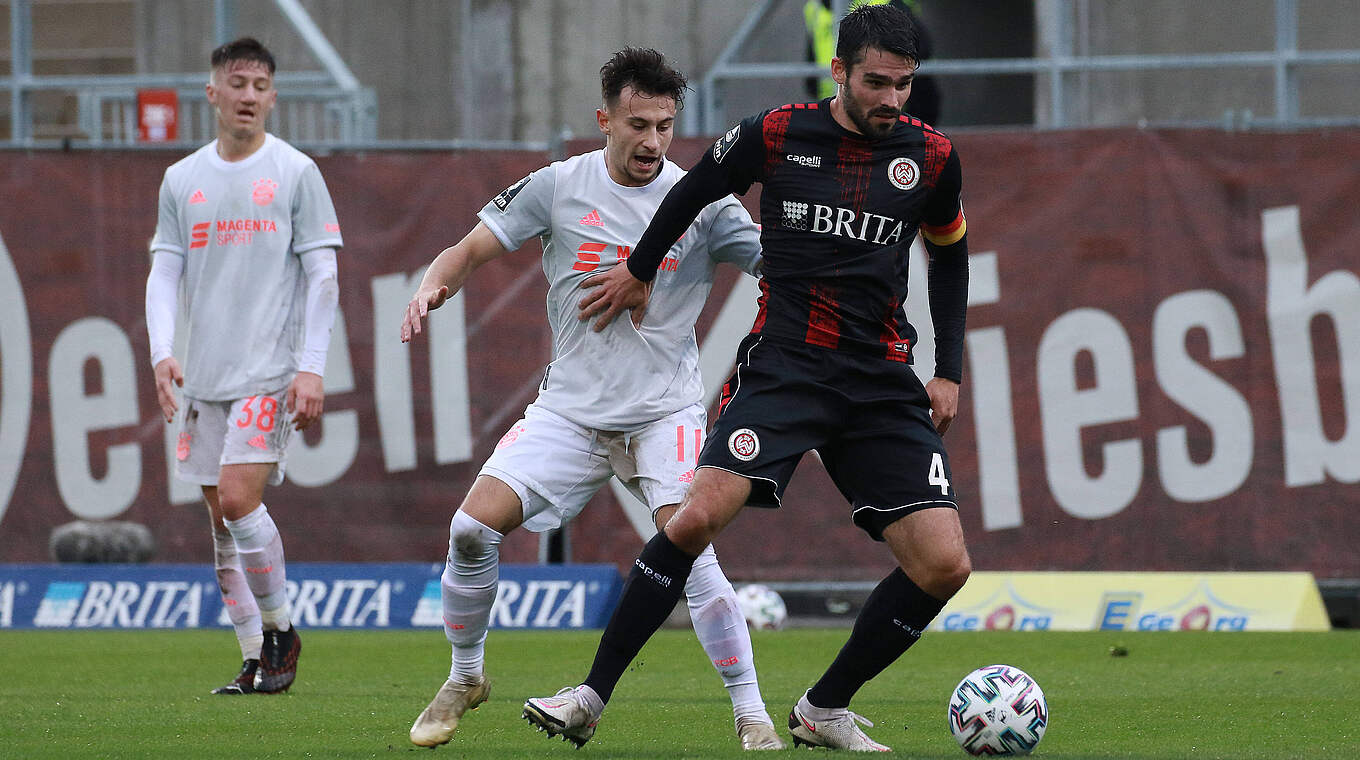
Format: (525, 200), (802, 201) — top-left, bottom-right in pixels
(247, 434), (269, 450)
(579, 209), (604, 226)
(189, 189), (207, 204)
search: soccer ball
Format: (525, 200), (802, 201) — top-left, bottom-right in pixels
(947, 664), (1048, 756)
(735, 584), (787, 630)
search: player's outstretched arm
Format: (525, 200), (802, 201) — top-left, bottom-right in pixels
(579, 265), (651, 331)
(401, 222), (509, 343)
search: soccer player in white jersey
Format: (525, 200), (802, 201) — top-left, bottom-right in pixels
(400, 48), (783, 751)
(144, 37), (341, 695)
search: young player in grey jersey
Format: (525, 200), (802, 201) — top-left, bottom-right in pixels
(145, 38), (341, 696)
(401, 48), (783, 751)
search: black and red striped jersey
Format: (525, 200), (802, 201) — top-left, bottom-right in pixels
(629, 97), (968, 378)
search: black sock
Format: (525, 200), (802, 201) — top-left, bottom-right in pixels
(583, 532), (696, 704)
(807, 568), (946, 708)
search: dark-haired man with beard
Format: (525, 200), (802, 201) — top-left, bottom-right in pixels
(525, 5), (971, 752)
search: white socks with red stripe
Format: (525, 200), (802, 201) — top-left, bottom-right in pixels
(212, 524), (263, 660)
(224, 504), (292, 632)
(442, 510), (503, 682)
(686, 545), (771, 727)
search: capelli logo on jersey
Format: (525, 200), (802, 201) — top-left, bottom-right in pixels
(786, 153), (822, 168)
(789, 202), (908, 245)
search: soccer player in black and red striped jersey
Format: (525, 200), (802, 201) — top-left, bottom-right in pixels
(524, 4), (970, 752)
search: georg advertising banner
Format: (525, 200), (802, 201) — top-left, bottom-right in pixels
(934, 571), (1330, 632)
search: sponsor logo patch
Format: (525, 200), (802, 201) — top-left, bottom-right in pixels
(728, 428), (760, 462)
(781, 200), (809, 231)
(713, 123), (741, 164)
(888, 157), (920, 190)
(492, 175), (531, 212)
(786, 153), (822, 168)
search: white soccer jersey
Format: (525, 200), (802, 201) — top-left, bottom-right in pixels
(150, 134), (342, 400)
(478, 150), (760, 430)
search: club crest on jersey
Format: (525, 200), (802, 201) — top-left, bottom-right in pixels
(251, 177), (278, 205)
(728, 428), (760, 462)
(492, 175), (531, 212)
(888, 157), (920, 190)
(713, 124), (741, 164)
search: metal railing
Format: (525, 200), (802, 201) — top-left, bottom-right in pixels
(2, 0), (377, 147)
(682, 0), (1360, 134)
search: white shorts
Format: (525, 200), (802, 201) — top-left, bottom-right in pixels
(174, 389), (294, 487)
(480, 402), (707, 533)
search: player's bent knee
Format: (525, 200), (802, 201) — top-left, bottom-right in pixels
(928, 554), (971, 600)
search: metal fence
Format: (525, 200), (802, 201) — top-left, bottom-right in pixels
(682, 0), (1360, 134)
(2, 0), (377, 148)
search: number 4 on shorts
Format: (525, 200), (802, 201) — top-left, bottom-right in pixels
(928, 452), (950, 495)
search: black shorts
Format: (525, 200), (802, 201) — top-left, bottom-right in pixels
(699, 334), (959, 541)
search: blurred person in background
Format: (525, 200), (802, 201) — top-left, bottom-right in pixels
(144, 36), (341, 695)
(807, 0), (940, 125)
(400, 47), (783, 751)
(525, 4), (970, 751)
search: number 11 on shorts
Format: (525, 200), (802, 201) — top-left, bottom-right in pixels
(928, 452), (950, 495)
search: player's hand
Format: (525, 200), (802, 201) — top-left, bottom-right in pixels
(287, 371), (325, 431)
(153, 357), (183, 423)
(925, 377), (959, 435)
(401, 285), (451, 343)
(578, 264), (651, 332)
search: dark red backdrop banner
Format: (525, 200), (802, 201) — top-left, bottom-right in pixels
(1, 128), (1356, 579)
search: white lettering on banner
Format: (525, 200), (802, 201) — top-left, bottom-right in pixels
(491, 580), (587, 628)
(1264, 205), (1360, 486)
(288, 309), (360, 486)
(71, 581), (202, 628)
(0, 231), (32, 528)
(49, 318), (141, 520)
(285, 579), (392, 627)
(371, 269), (473, 473)
(1038, 309), (1142, 519)
(0, 582), (14, 627)
(1153, 291), (1253, 501)
(0, 205), (1356, 541)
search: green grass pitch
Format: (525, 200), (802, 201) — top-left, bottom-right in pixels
(2, 628), (1356, 758)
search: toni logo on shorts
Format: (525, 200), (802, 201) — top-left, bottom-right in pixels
(251, 177), (278, 206)
(887, 157), (919, 190)
(728, 428), (760, 462)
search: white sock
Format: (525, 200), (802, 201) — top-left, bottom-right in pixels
(212, 524), (262, 660)
(686, 545), (770, 725)
(224, 504), (291, 631)
(442, 510), (503, 682)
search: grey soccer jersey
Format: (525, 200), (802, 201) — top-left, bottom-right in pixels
(478, 150), (760, 430)
(150, 134), (342, 400)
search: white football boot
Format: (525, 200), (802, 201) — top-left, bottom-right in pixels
(523, 685), (603, 748)
(788, 692), (891, 752)
(409, 675), (491, 747)
(737, 716), (787, 750)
